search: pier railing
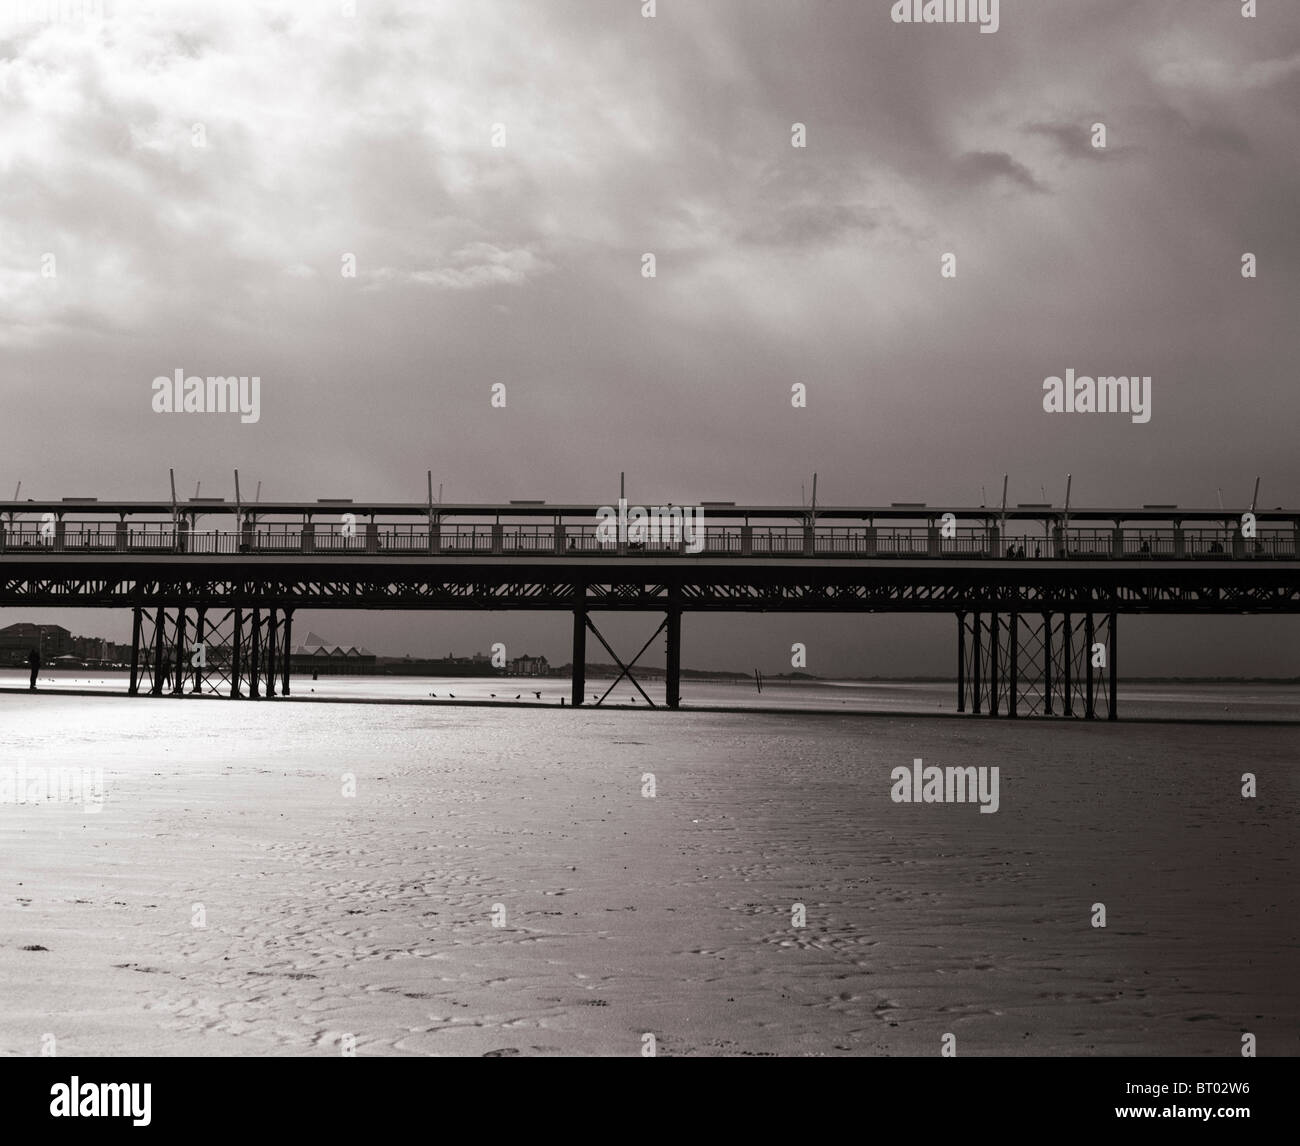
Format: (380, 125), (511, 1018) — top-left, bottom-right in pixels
(1, 522), (1295, 560)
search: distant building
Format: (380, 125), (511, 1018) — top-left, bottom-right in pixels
(0, 623), (71, 665)
(71, 635), (110, 661)
(377, 652), (502, 676)
(289, 631), (377, 675)
(508, 654), (550, 677)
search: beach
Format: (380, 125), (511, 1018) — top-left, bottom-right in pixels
(1, 688), (1297, 1057)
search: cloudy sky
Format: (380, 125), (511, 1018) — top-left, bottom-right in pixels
(2, 0), (1297, 675)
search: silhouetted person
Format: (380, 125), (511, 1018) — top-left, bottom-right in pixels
(27, 648), (39, 691)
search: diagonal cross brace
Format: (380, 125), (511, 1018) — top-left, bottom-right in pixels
(585, 615), (665, 707)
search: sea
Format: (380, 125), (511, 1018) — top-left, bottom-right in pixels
(3, 670), (1298, 721)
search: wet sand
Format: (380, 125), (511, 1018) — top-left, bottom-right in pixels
(1, 693), (1296, 1056)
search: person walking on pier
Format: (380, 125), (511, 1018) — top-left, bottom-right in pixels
(27, 647), (40, 691)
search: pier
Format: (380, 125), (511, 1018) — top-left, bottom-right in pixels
(2, 497), (1296, 717)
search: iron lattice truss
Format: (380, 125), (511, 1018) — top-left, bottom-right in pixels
(0, 563), (1298, 613)
(958, 611), (1116, 720)
(4, 560), (1296, 717)
(129, 604), (293, 699)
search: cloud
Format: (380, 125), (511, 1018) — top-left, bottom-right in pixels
(0, 0), (1295, 522)
(954, 149), (1045, 192)
(400, 243), (550, 291)
(1023, 121), (1130, 162)
(1157, 51), (1300, 93)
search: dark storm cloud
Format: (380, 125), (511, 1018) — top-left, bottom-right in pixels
(0, 0), (1295, 502)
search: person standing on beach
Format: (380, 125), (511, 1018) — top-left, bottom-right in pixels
(27, 647), (40, 691)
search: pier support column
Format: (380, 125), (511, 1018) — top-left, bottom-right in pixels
(281, 609), (293, 696)
(972, 611), (982, 715)
(249, 608), (261, 699)
(128, 607), (142, 696)
(266, 609), (278, 697)
(231, 607), (243, 698)
(172, 608), (187, 695)
(1042, 612), (1053, 716)
(1008, 613), (1018, 718)
(988, 611), (1000, 717)
(192, 609), (206, 693)
(1061, 613), (1073, 717)
(150, 606), (166, 696)
(956, 612), (966, 713)
(1084, 613), (1095, 720)
(1108, 611), (1118, 721)
(666, 605), (682, 710)
(571, 592), (586, 707)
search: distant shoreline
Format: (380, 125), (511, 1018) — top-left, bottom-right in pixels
(4, 667), (1298, 686)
